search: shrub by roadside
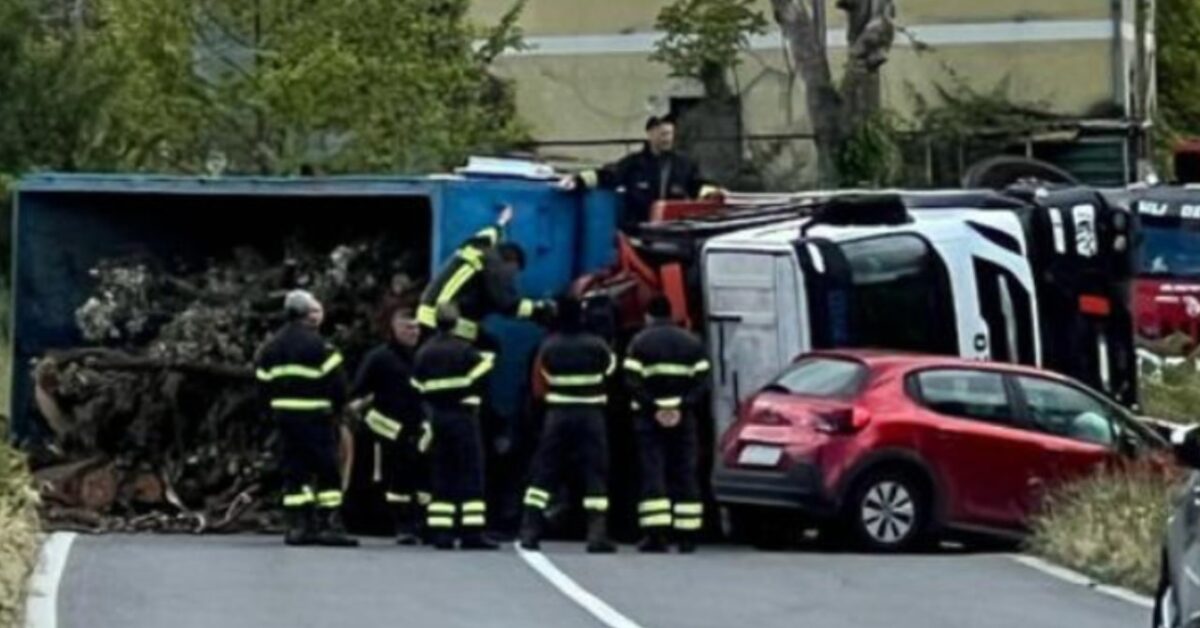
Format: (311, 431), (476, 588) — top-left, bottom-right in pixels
(0, 436), (39, 628)
(1029, 366), (1200, 595)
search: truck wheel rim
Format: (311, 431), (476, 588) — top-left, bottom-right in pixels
(861, 481), (915, 545)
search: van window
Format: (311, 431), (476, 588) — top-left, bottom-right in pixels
(840, 235), (957, 354)
(764, 357), (868, 399)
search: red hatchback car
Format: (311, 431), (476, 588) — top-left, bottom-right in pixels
(713, 350), (1169, 551)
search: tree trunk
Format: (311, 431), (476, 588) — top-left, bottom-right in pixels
(772, 0), (845, 186)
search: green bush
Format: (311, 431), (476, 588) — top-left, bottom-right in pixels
(0, 437), (39, 628)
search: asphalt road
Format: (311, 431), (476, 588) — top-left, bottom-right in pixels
(55, 536), (1147, 628)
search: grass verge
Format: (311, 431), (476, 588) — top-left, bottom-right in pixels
(0, 437), (39, 628)
(1028, 367), (1200, 596)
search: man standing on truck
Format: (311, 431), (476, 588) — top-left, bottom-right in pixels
(518, 296), (618, 553)
(411, 304), (498, 550)
(416, 205), (555, 346)
(256, 290), (358, 547)
(623, 296), (711, 553)
(350, 304), (430, 545)
(558, 116), (721, 232)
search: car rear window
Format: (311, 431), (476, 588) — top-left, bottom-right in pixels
(765, 357), (868, 399)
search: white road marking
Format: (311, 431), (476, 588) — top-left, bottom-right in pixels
(514, 543), (644, 628)
(1011, 555), (1153, 609)
(23, 532), (78, 628)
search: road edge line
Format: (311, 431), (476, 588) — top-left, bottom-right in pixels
(23, 532), (78, 628)
(514, 543), (644, 628)
(1010, 554), (1154, 609)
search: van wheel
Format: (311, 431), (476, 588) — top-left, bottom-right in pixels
(845, 470), (929, 552)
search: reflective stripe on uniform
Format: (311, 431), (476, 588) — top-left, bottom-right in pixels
(546, 393), (608, 405)
(386, 492), (412, 504)
(524, 487), (550, 509)
(418, 422), (433, 453)
(473, 226), (501, 247)
(411, 355), (494, 393)
(438, 265), (478, 306)
(673, 502), (704, 516)
(283, 488), (315, 507)
(454, 318), (480, 341)
(655, 397), (683, 409)
(542, 372), (605, 387)
(271, 398), (333, 411)
(638, 498), (671, 514)
(623, 358), (645, 374)
(428, 516), (454, 528)
(462, 515), (486, 527)
(517, 299), (535, 318)
(316, 490), (343, 509)
(428, 502), (456, 515)
(674, 517), (703, 531)
(583, 496), (609, 512)
(462, 396), (482, 406)
(417, 305), (438, 328)
(417, 492), (433, 506)
(365, 409), (403, 440)
(580, 170), (599, 188)
(256, 352), (344, 382)
(640, 514), (672, 528)
(605, 353), (617, 376)
(462, 500), (487, 514)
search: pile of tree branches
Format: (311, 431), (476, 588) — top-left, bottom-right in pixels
(29, 238), (423, 533)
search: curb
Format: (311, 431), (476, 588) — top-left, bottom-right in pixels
(1011, 554), (1154, 609)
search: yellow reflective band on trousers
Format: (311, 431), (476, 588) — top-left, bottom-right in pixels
(428, 516), (454, 528)
(640, 514), (672, 528)
(655, 397), (683, 409)
(546, 393), (608, 406)
(462, 515), (486, 527)
(271, 398), (333, 411)
(365, 409), (403, 440)
(256, 353), (344, 382)
(428, 502), (456, 515)
(462, 500), (486, 514)
(673, 503), (704, 516)
(542, 372), (605, 387)
(517, 299), (535, 318)
(283, 489), (315, 508)
(524, 487), (550, 509)
(639, 499), (671, 514)
(386, 492), (412, 504)
(674, 518), (703, 531)
(316, 491), (343, 509)
(583, 497), (609, 512)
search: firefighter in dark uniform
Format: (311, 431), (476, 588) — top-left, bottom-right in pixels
(518, 297), (618, 553)
(350, 305), (430, 545)
(256, 290), (357, 547)
(416, 205), (554, 345)
(411, 304), (499, 550)
(623, 296), (711, 553)
(559, 116), (720, 232)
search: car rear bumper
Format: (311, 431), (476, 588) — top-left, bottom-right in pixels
(712, 460), (837, 516)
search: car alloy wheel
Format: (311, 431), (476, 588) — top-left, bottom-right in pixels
(860, 480), (916, 546)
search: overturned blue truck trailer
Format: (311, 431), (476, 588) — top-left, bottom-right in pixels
(7, 173), (618, 444)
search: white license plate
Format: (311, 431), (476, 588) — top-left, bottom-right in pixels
(738, 444), (783, 467)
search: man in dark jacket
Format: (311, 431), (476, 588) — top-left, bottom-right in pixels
(350, 304), (429, 544)
(256, 290), (357, 547)
(518, 296), (618, 553)
(411, 304), (499, 550)
(417, 205), (554, 345)
(623, 296), (711, 553)
(560, 116), (720, 232)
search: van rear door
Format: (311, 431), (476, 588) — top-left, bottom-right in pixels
(702, 248), (807, 436)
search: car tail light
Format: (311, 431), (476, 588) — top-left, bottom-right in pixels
(813, 406), (872, 434)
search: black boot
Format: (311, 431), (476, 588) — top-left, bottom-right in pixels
(393, 505), (421, 546)
(676, 534), (697, 554)
(586, 512), (617, 554)
(638, 531), (670, 553)
(430, 530), (456, 550)
(284, 507), (316, 547)
(518, 509), (545, 551)
(460, 530), (500, 551)
(314, 509), (359, 547)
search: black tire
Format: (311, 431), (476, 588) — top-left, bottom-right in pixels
(962, 156), (1081, 190)
(1155, 555), (1180, 628)
(844, 469), (931, 552)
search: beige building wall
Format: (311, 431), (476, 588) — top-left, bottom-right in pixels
(472, 0), (1128, 179)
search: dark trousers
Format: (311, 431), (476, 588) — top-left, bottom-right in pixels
(633, 411), (703, 534)
(523, 406), (610, 515)
(279, 416), (343, 510)
(426, 406), (488, 535)
(368, 431), (431, 511)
